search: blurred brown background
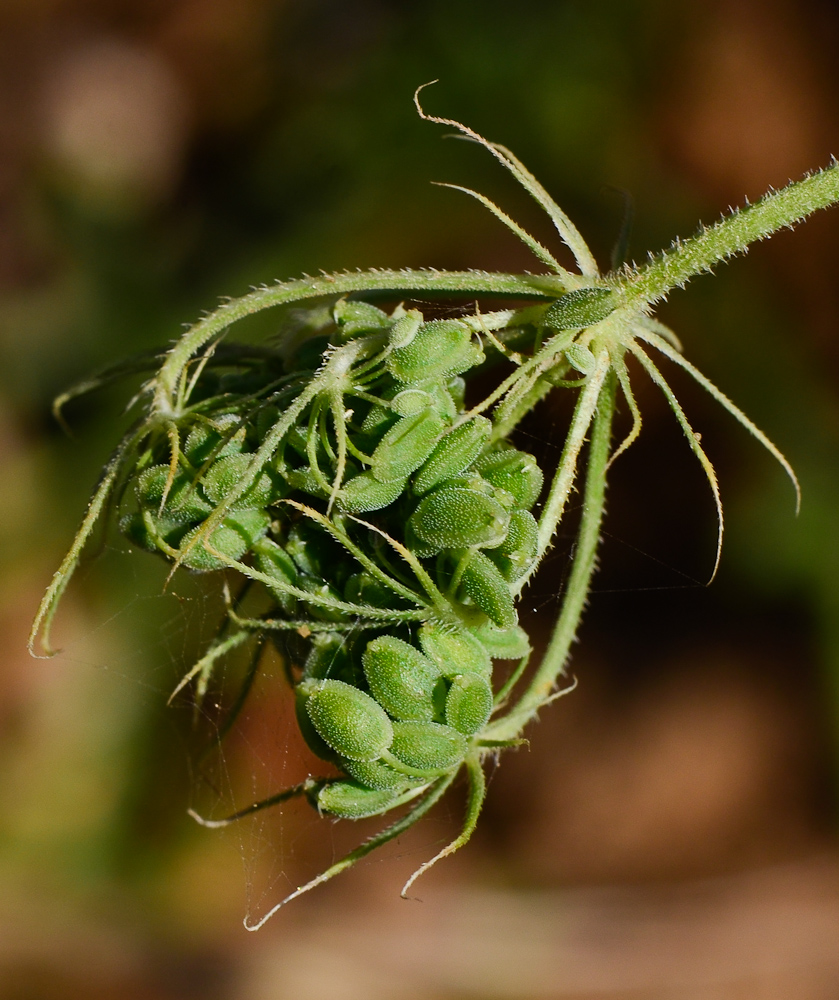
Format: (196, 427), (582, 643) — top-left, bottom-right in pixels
(2, 0), (839, 997)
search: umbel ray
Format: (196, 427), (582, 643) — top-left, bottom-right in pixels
(31, 85), (838, 929)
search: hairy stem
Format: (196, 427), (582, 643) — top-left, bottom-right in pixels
(619, 162), (839, 306)
(154, 270), (567, 414)
(488, 371), (615, 739)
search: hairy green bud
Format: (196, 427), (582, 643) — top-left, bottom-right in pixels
(302, 679), (394, 762)
(362, 635), (445, 722)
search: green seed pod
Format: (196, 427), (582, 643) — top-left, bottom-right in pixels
(387, 310), (423, 349)
(441, 474), (496, 498)
(178, 509), (270, 572)
(362, 635), (445, 723)
(315, 780), (401, 819)
(360, 403), (398, 437)
(428, 382), (458, 422)
(283, 466), (328, 498)
(301, 678), (394, 762)
(252, 536), (298, 612)
(285, 424), (311, 461)
(472, 622), (531, 660)
(341, 756), (425, 792)
(387, 720), (467, 776)
(543, 287), (616, 330)
(473, 448), (543, 511)
(413, 416), (492, 495)
(184, 415), (246, 465)
(202, 453), (282, 509)
(447, 376), (466, 410)
(119, 511), (189, 552)
(487, 509), (539, 582)
(370, 408), (444, 483)
(302, 632), (352, 682)
(295, 689), (339, 763)
(344, 572), (398, 609)
(333, 298), (390, 336)
(135, 466), (213, 523)
(564, 342), (597, 375)
(337, 471), (408, 513)
(408, 486), (510, 555)
(457, 550), (517, 630)
(391, 388), (435, 417)
(285, 521), (341, 579)
(255, 404), (281, 444)
(386, 320), (483, 384)
(445, 673), (493, 736)
(418, 623), (492, 679)
(299, 578), (350, 623)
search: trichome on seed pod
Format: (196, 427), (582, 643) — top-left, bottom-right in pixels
(31, 86), (839, 929)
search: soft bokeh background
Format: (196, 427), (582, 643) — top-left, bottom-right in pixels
(2, 0), (839, 996)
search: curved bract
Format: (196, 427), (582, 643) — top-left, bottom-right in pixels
(31, 91), (838, 928)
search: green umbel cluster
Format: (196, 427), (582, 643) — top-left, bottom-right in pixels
(116, 299), (544, 817)
(34, 93), (835, 924)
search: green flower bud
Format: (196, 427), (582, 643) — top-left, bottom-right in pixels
(445, 673), (493, 735)
(418, 623), (492, 679)
(370, 408), (444, 483)
(387, 720), (467, 776)
(413, 416), (492, 495)
(447, 376), (466, 410)
(283, 466), (328, 498)
(255, 404), (281, 443)
(362, 635), (445, 723)
(408, 486), (510, 555)
(285, 521), (340, 579)
(360, 403), (397, 437)
(302, 678), (394, 762)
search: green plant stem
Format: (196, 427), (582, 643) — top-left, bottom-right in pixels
(619, 162), (839, 306)
(154, 270), (567, 413)
(488, 371), (615, 739)
(528, 350), (611, 579)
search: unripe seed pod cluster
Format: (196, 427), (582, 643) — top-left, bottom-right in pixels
(115, 299), (543, 815)
(35, 102), (819, 916)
